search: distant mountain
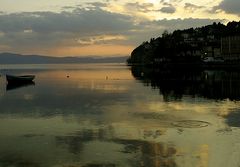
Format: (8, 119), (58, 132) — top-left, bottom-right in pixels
(0, 53), (128, 64)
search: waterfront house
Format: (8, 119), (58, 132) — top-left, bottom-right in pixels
(221, 36), (240, 60)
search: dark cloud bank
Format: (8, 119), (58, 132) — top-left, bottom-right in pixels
(0, 7), (224, 55)
(215, 0), (240, 15)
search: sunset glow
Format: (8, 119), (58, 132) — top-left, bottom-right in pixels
(0, 0), (239, 57)
(51, 44), (135, 57)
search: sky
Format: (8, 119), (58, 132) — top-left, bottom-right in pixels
(0, 0), (239, 57)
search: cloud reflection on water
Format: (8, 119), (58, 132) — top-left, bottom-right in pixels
(0, 64), (239, 167)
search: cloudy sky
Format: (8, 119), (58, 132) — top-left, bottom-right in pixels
(0, 0), (239, 57)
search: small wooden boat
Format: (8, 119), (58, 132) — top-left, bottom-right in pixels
(6, 74), (35, 83)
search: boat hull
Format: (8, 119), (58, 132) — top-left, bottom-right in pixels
(6, 75), (35, 83)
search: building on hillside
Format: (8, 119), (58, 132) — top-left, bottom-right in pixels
(181, 33), (190, 40)
(202, 46), (221, 58)
(221, 36), (240, 60)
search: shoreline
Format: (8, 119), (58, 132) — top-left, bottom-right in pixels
(128, 61), (240, 70)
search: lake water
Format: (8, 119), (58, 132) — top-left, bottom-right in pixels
(0, 63), (240, 167)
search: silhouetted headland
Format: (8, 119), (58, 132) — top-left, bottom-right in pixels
(127, 21), (240, 69)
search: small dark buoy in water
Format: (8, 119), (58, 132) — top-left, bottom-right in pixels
(67, 75), (70, 78)
(106, 76), (108, 80)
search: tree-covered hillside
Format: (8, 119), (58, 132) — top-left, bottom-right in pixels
(127, 21), (240, 65)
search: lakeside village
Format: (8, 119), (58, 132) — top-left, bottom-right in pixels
(127, 21), (240, 68)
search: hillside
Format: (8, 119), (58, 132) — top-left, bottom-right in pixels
(127, 21), (240, 65)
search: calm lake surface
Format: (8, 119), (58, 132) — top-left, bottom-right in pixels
(0, 63), (240, 167)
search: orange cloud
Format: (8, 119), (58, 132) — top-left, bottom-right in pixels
(76, 35), (127, 45)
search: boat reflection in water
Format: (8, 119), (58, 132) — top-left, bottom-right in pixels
(6, 81), (35, 91)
